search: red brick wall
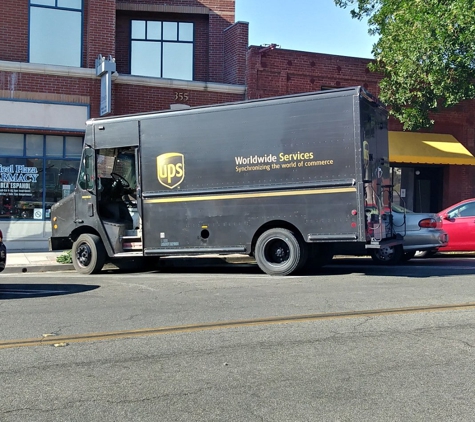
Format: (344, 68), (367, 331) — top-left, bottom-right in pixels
(0, 0), (245, 118)
(84, 1), (117, 68)
(246, 46), (380, 99)
(0, 0), (240, 84)
(113, 84), (243, 115)
(246, 46), (475, 207)
(224, 22), (248, 85)
(0, 1), (29, 62)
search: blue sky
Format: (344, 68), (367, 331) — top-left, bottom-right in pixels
(235, 0), (376, 59)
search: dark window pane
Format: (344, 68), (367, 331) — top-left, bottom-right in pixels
(148, 21), (162, 40)
(163, 22), (177, 41)
(29, 7), (82, 67)
(459, 203), (475, 217)
(46, 135), (63, 157)
(179, 23), (193, 42)
(65, 136), (83, 158)
(0, 134), (24, 156)
(0, 158), (42, 220)
(57, 0), (82, 10)
(31, 0), (55, 6)
(131, 41), (161, 77)
(163, 42), (193, 80)
(132, 20), (146, 39)
(45, 160), (79, 207)
(26, 134), (43, 156)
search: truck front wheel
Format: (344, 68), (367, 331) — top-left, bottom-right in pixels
(72, 234), (106, 274)
(255, 228), (305, 276)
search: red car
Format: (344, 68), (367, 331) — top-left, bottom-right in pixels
(437, 198), (475, 252)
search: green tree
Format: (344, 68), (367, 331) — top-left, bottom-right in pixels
(334, 0), (475, 130)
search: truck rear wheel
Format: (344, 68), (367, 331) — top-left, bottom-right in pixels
(370, 244), (403, 265)
(72, 234), (106, 274)
(255, 228), (305, 276)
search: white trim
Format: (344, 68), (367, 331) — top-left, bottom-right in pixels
(0, 100), (88, 131)
(0, 60), (246, 95)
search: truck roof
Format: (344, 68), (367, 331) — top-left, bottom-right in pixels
(86, 86), (384, 126)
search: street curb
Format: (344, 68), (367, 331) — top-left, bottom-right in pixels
(1, 264), (75, 274)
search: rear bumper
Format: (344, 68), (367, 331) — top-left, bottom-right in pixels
(401, 230), (448, 252)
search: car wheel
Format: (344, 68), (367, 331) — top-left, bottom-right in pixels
(370, 244), (403, 265)
(401, 251), (416, 262)
(255, 228), (306, 276)
(72, 234), (106, 274)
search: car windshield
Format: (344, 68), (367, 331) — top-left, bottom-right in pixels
(391, 204), (414, 214)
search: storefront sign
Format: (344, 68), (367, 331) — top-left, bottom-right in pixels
(0, 164), (39, 197)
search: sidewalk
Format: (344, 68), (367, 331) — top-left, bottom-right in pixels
(1, 251), (256, 274)
(1, 251), (74, 274)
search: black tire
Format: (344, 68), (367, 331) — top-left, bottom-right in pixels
(370, 244), (403, 265)
(72, 234), (106, 274)
(401, 251), (416, 262)
(255, 228), (306, 276)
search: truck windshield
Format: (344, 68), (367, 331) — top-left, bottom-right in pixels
(97, 147), (136, 189)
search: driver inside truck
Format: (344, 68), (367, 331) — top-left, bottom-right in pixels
(97, 148), (136, 227)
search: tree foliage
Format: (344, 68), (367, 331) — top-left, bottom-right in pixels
(334, 0), (475, 130)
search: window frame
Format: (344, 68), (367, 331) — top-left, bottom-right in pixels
(0, 133), (83, 221)
(28, 0), (84, 67)
(130, 19), (195, 80)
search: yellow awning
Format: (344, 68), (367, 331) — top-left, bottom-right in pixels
(389, 131), (475, 165)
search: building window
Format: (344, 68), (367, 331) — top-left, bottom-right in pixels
(0, 133), (83, 220)
(29, 0), (83, 67)
(131, 20), (194, 81)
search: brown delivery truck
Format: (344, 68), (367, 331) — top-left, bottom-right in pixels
(50, 87), (402, 275)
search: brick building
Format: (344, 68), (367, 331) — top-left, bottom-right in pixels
(246, 46), (475, 214)
(0, 0), (247, 250)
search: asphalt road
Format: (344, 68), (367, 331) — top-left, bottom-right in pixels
(1, 257), (475, 421)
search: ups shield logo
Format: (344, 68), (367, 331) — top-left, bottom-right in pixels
(157, 153), (185, 189)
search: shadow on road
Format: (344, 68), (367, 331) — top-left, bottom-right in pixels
(0, 284), (100, 300)
(99, 256), (475, 278)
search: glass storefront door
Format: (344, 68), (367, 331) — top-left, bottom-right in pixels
(391, 166), (444, 213)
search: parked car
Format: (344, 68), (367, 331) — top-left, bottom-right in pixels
(369, 204), (448, 264)
(418, 198), (475, 256)
(333, 204), (449, 264)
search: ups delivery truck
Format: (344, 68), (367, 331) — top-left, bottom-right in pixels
(50, 87), (401, 275)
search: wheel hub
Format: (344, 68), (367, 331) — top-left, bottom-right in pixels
(265, 239), (290, 264)
(76, 243), (92, 267)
